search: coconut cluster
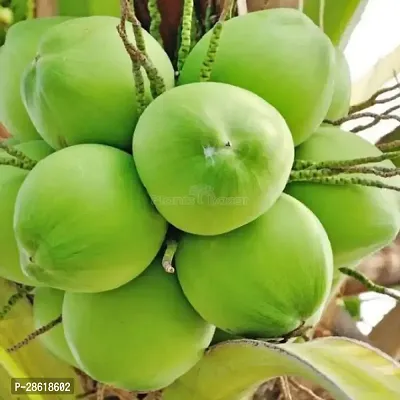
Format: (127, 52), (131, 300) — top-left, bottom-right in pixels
(0, 9), (399, 393)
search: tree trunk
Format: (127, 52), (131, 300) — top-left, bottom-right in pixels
(35, 0), (57, 17)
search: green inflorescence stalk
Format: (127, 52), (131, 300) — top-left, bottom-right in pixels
(128, 2), (147, 56)
(127, 0), (165, 99)
(199, 0), (236, 81)
(147, 0), (163, 45)
(328, 166), (400, 178)
(117, 19), (148, 114)
(7, 315), (63, 353)
(290, 166), (400, 180)
(177, 0), (194, 73)
(0, 141), (37, 169)
(0, 285), (34, 320)
(0, 157), (34, 170)
(288, 173), (400, 192)
(118, 0), (166, 108)
(292, 151), (400, 171)
(290, 137), (400, 192)
(199, 17), (225, 80)
(339, 267), (400, 302)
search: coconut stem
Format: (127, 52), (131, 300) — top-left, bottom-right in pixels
(126, 0), (147, 56)
(117, 23), (147, 114)
(288, 173), (400, 192)
(339, 267), (400, 302)
(377, 139), (400, 152)
(0, 157), (34, 170)
(118, 1), (148, 113)
(118, 0), (166, 103)
(7, 315), (62, 353)
(326, 112), (400, 133)
(293, 151), (400, 170)
(0, 141), (37, 168)
(349, 82), (400, 115)
(162, 240), (178, 274)
(0, 285), (34, 320)
(177, 0), (195, 73)
(291, 165), (400, 179)
(147, 0), (163, 45)
(200, 0), (232, 82)
(327, 166), (400, 178)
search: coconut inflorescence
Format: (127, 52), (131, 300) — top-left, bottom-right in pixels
(1, 5), (400, 396)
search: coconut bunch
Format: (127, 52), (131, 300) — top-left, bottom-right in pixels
(0, 5), (400, 395)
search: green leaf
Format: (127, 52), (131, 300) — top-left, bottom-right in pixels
(303, 0), (369, 48)
(56, 0), (120, 17)
(0, 279), (84, 400)
(163, 337), (400, 400)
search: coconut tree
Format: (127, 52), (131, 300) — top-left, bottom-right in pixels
(1, 1), (400, 400)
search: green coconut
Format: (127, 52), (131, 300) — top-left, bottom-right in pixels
(176, 193), (333, 338)
(0, 140), (54, 285)
(285, 126), (400, 276)
(14, 144), (167, 292)
(21, 16), (175, 151)
(33, 287), (77, 367)
(133, 82), (294, 235)
(0, 17), (71, 142)
(178, 9), (335, 146)
(325, 48), (352, 120)
(63, 257), (215, 392)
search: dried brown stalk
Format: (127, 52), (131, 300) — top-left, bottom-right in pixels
(349, 82), (400, 114)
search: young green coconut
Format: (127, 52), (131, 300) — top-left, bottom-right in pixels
(21, 16), (175, 151)
(33, 287), (77, 367)
(0, 17), (72, 142)
(62, 257), (215, 392)
(14, 144), (167, 292)
(176, 193), (334, 338)
(133, 82), (294, 235)
(178, 8), (335, 146)
(285, 126), (400, 276)
(0, 140), (53, 285)
(325, 48), (352, 120)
